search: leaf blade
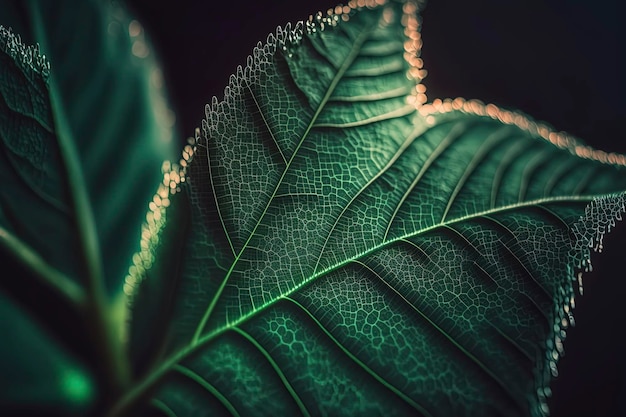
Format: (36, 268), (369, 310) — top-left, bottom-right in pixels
(128, 2), (626, 417)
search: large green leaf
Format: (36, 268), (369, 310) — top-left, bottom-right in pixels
(0, 0), (176, 294)
(116, 1), (626, 417)
(0, 0), (177, 413)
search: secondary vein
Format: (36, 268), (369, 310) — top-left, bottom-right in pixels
(192, 16), (381, 343)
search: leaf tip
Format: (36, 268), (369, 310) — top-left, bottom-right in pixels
(534, 192), (626, 416)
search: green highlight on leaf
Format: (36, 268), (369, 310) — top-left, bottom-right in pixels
(60, 368), (95, 405)
(0, 291), (95, 414)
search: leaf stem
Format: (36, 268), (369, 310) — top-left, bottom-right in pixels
(27, 0), (130, 399)
(49, 75), (130, 394)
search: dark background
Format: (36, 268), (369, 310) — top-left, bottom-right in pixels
(125, 0), (626, 415)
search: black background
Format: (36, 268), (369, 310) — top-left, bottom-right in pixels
(125, 1), (626, 415)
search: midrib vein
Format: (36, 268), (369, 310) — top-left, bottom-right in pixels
(112, 194), (598, 417)
(191, 18), (380, 343)
(199, 195), (594, 339)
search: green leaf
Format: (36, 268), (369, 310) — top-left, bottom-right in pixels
(2, 0), (624, 416)
(115, 2), (626, 417)
(0, 0), (178, 412)
(0, 0), (177, 295)
(0, 24), (78, 290)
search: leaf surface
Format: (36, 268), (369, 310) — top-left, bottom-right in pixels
(120, 2), (626, 417)
(0, 0), (177, 295)
(0, 0), (178, 412)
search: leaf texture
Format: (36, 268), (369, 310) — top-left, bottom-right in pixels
(123, 1), (626, 417)
(0, 24), (75, 278)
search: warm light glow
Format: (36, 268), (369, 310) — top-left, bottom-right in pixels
(128, 20), (142, 37)
(151, 68), (163, 89)
(403, 1), (417, 14)
(131, 40), (149, 58)
(382, 7), (394, 25)
(419, 97), (626, 166)
(400, 1), (427, 110)
(123, 143), (195, 304)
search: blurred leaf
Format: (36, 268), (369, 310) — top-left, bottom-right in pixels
(0, 0), (179, 413)
(127, 168), (191, 377)
(0, 0), (177, 295)
(0, 290), (94, 416)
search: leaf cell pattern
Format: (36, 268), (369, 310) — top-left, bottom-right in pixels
(127, 1), (626, 417)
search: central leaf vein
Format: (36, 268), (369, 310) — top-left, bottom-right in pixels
(196, 194), (595, 348)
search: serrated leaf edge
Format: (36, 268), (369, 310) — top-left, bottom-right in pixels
(419, 98), (626, 166)
(0, 25), (50, 81)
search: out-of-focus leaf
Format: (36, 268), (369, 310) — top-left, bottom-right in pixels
(0, 0), (177, 295)
(0, 0), (179, 413)
(0, 290), (94, 415)
(0, 24), (76, 281)
(127, 159), (192, 377)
